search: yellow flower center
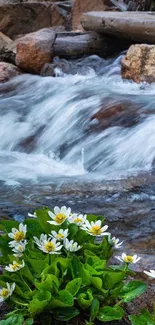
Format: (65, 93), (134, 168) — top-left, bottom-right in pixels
(1, 288), (9, 298)
(44, 242), (55, 252)
(18, 246), (23, 251)
(124, 256), (134, 263)
(56, 233), (64, 239)
(74, 217), (82, 223)
(12, 263), (21, 270)
(14, 231), (25, 241)
(55, 213), (66, 224)
(90, 225), (102, 235)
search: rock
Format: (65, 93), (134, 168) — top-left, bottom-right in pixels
(0, 2), (71, 39)
(72, 0), (119, 31)
(121, 44), (155, 83)
(81, 11), (155, 44)
(0, 32), (16, 64)
(16, 28), (56, 74)
(89, 101), (140, 131)
(0, 62), (21, 83)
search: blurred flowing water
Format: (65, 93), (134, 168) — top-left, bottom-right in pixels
(0, 54), (155, 258)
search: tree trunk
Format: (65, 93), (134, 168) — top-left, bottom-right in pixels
(124, 0), (152, 10)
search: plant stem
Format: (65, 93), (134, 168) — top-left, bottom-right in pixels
(19, 271), (32, 292)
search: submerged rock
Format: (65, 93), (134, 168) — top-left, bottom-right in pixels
(16, 28), (56, 74)
(0, 62), (21, 83)
(122, 44), (155, 83)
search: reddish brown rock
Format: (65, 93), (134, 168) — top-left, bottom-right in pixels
(72, 0), (118, 31)
(16, 28), (56, 74)
(0, 62), (21, 83)
(89, 101), (139, 131)
(122, 44), (155, 83)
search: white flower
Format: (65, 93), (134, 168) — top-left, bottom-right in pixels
(33, 234), (63, 254)
(0, 283), (15, 302)
(5, 260), (25, 272)
(50, 229), (68, 241)
(115, 253), (141, 264)
(64, 238), (81, 252)
(144, 270), (155, 278)
(11, 240), (27, 257)
(28, 212), (37, 218)
(68, 213), (87, 226)
(47, 206), (71, 225)
(81, 220), (110, 237)
(8, 223), (27, 246)
(108, 236), (123, 249)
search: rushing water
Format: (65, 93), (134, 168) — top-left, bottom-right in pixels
(0, 54), (155, 260)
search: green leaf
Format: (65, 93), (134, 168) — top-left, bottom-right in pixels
(35, 208), (51, 234)
(91, 277), (102, 290)
(0, 315), (24, 325)
(68, 223), (78, 238)
(42, 257), (70, 279)
(27, 257), (49, 278)
(35, 274), (59, 292)
(87, 214), (104, 223)
(102, 269), (125, 289)
(0, 220), (19, 233)
(120, 281), (147, 303)
(129, 309), (155, 325)
(28, 290), (51, 315)
(25, 219), (43, 238)
(90, 298), (100, 322)
(53, 307), (80, 321)
(23, 319), (34, 325)
(77, 289), (93, 310)
(97, 305), (124, 322)
(65, 278), (82, 296)
(49, 290), (73, 308)
(70, 256), (91, 285)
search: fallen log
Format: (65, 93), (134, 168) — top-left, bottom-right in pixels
(81, 11), (155, 44)
(53, 31), (130, 58)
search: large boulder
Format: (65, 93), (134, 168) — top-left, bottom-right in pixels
(72, 0), (118, 31)
(121, 44), (155, 83)
(0, 2), (71, 39)
(0, 62), (21, 83)
(16, 28), (56, 74)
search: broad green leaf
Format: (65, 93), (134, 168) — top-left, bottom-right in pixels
(77, 289), (93, 310)
(35, 208), (51, 234)
(129, 309), (155, 325)
(97, 305), (124, 322)
(53, 307), (80, 321)
(102, 269), (125, 289)
(28, 290), (51, 315)
(91, 276), (102, 290)
(27, 257), (49, 278)
(49, 290), (73, 308)
(35, 274), (59, 292)
(87, 214), (104, 223)
(70, 256), (91, 285)
(90, 298), (100, 322)
(42, 257), (70, 278)
(0, 315), (24, 325)
(0, 220), (19, 233)
(25, 219), (43, 238)
(65, 278), (82, 296)
(68, 223), (78, 238)
(120, 281), (147, 303)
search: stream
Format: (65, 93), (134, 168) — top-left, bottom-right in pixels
(0, 54), (155, 269)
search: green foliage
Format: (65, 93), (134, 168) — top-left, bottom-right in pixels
(0, 207), (147, 324)
(129, 309), (155, 325)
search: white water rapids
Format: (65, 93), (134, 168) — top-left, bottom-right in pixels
(1, 54), (155, 186)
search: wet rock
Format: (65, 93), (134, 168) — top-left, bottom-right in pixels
(72, 0), (118, 31)
(0, 62), (21, 83)
(0, 2), (71, 39)
(16, 28), (56, 74)
(89, 101), (140, 131)
(81, 12), (155, 43)
(122, 44), (155, 84)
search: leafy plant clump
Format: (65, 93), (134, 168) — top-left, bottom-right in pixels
(0, 206), (147, 325)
